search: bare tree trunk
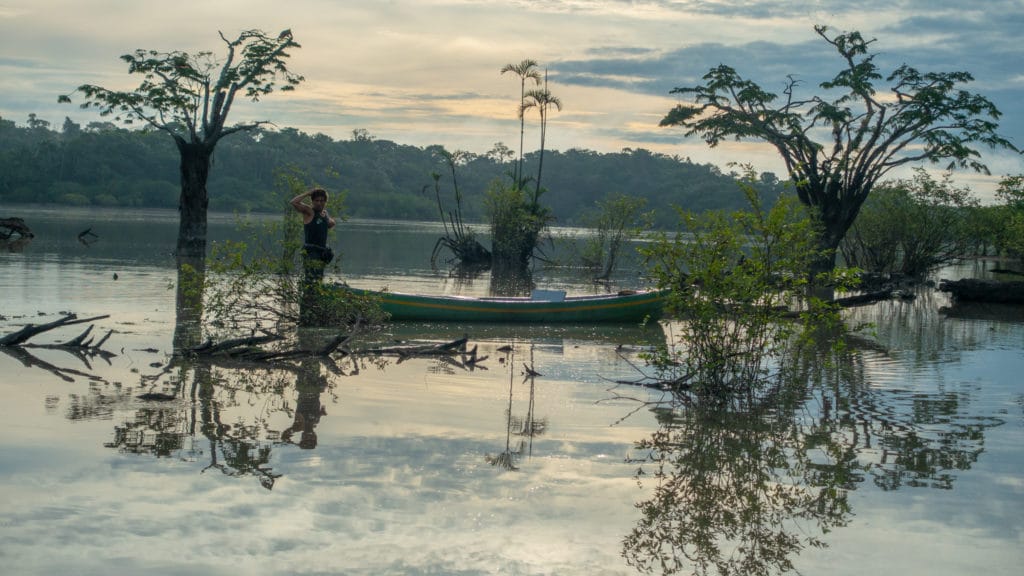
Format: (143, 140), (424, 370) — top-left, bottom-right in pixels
(176, 142), (212, 265)
(173, 142), (212, 352)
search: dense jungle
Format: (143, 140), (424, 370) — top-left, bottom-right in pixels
(0, 115), (784, 227)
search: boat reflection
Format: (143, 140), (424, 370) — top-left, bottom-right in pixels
(380, 320), (666, 349)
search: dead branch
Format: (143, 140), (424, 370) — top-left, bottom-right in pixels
(834, 288), (894, 307)
(189, 332), (285, 356)
(358, 336), (470, 358)
(25, 324), (118, 363)
(0, 217), (33, 240)
(0, 314), (110, 346)
(186, 332), (353, 368)
(939, 278), (1024, 304)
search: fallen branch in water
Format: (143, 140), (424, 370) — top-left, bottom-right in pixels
(187, 331), (352, 364)
(357, 335), (468, 358)
(26, 324), (118, 366)
(0, 314), (110, 347)
(353, 335), (488, 370)
(833, 288), (894, 307)
(939, 278), (1024, 304)
(0, 217), (33, 240)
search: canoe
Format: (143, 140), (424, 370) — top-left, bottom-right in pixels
(340, 286), (669, 323)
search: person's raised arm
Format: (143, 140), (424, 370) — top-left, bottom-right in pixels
(290, 190), (313, 217)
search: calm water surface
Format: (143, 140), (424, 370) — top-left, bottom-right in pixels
(0, 206), (1022, 575)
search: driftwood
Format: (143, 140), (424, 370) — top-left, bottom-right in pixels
(183, 332), (487, 372)
(190, 332), (286, 357)
(834, 288), (894, 307)
(939, 278), (1024, 304)
(187, 332), (352, 363)
(0, 217), (33, 240)
(77, 227), (99, 246)
(360, 335), (468, 356)
(355, 335), (488, 369)
(0, 314), (111, 347)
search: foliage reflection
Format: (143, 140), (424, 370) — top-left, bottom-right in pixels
(622, 344), (1002, 575)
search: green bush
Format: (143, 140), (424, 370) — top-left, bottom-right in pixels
(579, 193), (652, 280)
(485, 182), (551, 269)
(840, 169), (977, 277)
(94, 193), (119, 206)
(996, 175), (1024, 259)
(57, 192), (90, 206)
(641, 171), (849, 403)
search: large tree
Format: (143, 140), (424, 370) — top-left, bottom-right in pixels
(660, 25), (1018, 278)
(60, 29), (303, 265)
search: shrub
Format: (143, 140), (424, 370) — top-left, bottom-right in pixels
(641, 171), (850, 404)
(840, 169), (977, 277)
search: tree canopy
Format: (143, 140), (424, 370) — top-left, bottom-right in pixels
(54, 28), (304, 345)
(660, 24), (1019, 275)
(60, 29), (303, 149)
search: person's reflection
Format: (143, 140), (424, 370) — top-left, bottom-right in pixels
(282, 339), (328, 449)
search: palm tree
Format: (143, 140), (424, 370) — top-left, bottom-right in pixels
(522, 78), (562, 206)
(500, 59), (541, 189)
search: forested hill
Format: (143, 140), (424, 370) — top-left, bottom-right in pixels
(0, 116), (787, 227)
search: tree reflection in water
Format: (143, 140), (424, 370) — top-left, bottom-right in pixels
(100, 328), (347, 490)
(622, 344), (1001, 576)
(489, 262), (534, 297)
(102, 360), (294, 490)
(487, 345), (547, 471)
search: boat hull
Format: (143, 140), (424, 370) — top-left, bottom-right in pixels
(341, 287), (668, 323)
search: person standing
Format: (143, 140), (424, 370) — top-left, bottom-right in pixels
(290, 188), (336, 284)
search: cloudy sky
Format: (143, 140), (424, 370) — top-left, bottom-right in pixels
(2, 0), (1022, 200)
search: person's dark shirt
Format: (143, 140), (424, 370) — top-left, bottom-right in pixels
(304, 213), (330, 248)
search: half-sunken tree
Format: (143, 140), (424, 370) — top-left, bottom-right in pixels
(660, 25), (1018, 279)
(60, 29), (303, 266)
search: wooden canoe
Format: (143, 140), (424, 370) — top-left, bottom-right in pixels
(340, 286), (669, 323)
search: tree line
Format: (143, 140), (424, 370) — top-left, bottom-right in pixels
(0, 115), (776, 228)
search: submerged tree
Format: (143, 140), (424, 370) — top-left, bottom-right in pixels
(580, 193), (653, 283)
(995, 174), (1024, 260)
(485, 181), (552, 293)
(641, 170), (854, 402)
(660, 25), (1018, 279)
(426, 148), (491, 271)
(60, 29), (304, 267)
(840, 168), (978, 278)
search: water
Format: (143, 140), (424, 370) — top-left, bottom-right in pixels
(1, 206), (1022, 575)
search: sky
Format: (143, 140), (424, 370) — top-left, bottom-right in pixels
(1, 0), (1022, 201)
